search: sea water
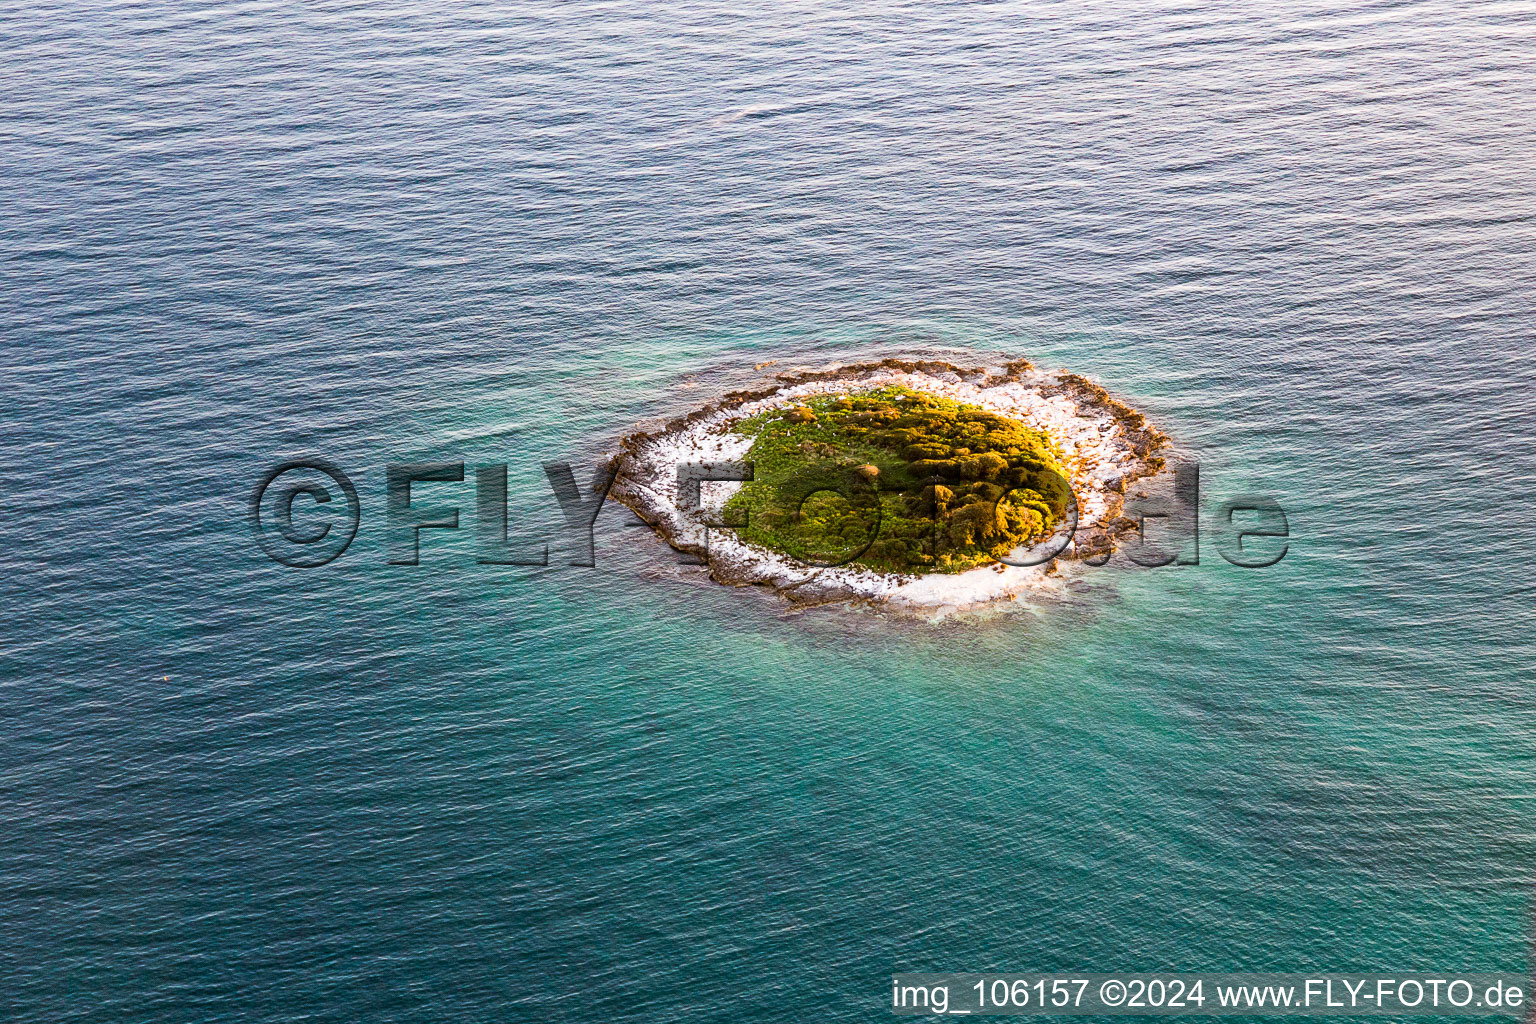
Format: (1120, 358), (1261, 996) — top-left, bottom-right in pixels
(3, 2), (1534, 1021)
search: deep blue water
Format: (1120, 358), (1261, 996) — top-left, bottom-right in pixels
(4, 1), (1536, 1021)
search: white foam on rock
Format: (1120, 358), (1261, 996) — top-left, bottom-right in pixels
(612, 366), (1163, 615)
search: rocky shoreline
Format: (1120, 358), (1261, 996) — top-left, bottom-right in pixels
(607, 358), (1170, 615)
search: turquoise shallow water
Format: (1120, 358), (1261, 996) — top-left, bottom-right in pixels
(4, 2), (1536, 1021)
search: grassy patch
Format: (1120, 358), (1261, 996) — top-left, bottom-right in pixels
(722, 386), (1071, 573)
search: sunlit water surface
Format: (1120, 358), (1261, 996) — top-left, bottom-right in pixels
(3, 2), (1535, 1021)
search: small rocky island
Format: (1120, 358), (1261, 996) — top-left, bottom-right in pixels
(610, 358), (1169, 614)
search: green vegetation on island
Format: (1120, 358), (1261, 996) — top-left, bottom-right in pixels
(722, 386), (1072, 573)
